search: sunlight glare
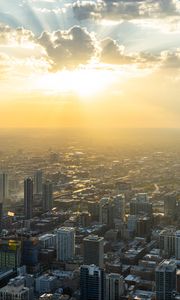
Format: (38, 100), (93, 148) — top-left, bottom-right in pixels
(34, 68), (116, 98)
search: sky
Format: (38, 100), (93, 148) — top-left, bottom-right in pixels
(0, 0), (180, 128)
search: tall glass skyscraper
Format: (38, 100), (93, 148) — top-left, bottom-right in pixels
(80, 265), (105, 300)
(24, 177), (33, 220)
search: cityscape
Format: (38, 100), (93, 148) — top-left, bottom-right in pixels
(1, 0), (180, 299)
(0, 129), (179, 299)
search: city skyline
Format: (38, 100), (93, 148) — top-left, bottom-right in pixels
(0, 0), (180, 128)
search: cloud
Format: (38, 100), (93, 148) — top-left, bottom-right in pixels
(0, 23), (34, 44)
(100, 38), (134, 64)
(161, 49), (180, 69)
(38, 25), (98, 69)
(0, 22), (180, 78)
(72, 0), (180, 21)
(0, 53), (12, 79)
(0, 24), (50, 80)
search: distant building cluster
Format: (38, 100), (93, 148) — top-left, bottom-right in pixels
(0, 147), (180, 299)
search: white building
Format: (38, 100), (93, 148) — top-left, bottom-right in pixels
(106, 273), (124, 300)
(56, 227), (75, 261)
(0, 277), (30, 300)
(35, 275), (57, 294)
(39, 234), (56, 249)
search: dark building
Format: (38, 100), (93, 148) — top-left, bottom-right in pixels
(87, 201), (99, 222)
(42, 180), (53, 212)
(155, 260), (176, 300)
(34, 170), (43, 195)
(176, 269), (180, 293)
(137, 216), (152, 238)
(99, 199), (115, 228)
(22, 238), (39, 269)
(164, 192), (177, 217)
(130, 201), (152, 216)
(80, 265), (105, 300)
(24, 177), (33, 220)
(83, 235), (104, 268)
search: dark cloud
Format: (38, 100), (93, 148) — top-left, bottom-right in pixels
(38, 26), (98, 69)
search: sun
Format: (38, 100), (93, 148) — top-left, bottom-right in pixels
(33, 66), (116, 99)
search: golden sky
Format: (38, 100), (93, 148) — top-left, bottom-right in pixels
(0, 0), (180, 128)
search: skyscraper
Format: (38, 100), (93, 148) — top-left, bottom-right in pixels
(130, 193), (152, 216)
(34, 170), (42, 195)
(22, 238), (39, 268)
(0, 172), (8, 202)
(24, 177), (33, 220)
(159, 228), (175, 257)
(106, 273), (124, 300)
(56, 227), (75, 261)
(175, 230), (180, 260)
(155, 260), (176, 300)
(0, 172), (8, 228)
(42, 180), (53, 212)
(164, 192), (177, 217)
(99, 197), (115, 227)
(83, 235), (104, 268)
(80, 265), (105, 300)
(113, 194), (125, 221)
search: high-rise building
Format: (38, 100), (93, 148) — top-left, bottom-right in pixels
(99, 197), (115, 227)
(88, 201), (99, 222)
(39, 234), (56, 249)
(24, 177), (33, 220)
(127, 215), (138, 234)
(34, 170), (43, 195)
(159, 228), (175, 257)
(83, 235), (104, 268)
(0, 172), (8, 202)
(164, 192), (177, 217)
(175, 230), (180, 260)
(176, 269), (180, 293)
(113, 194), (125, 221)
(130, 193), (152, 216)
(80, 265), (105, 300)
(56, 227), (75, 261)
(42, 180), (53, 212)
(155, 260), (176, 300)
(22, 238), (39, 268)
(0, 172), (8, 227)
(136, 216), (152, 238)
(106, 273), (124, 300)
(0, 277), (30, 300)
(0, 239), (21, 269)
